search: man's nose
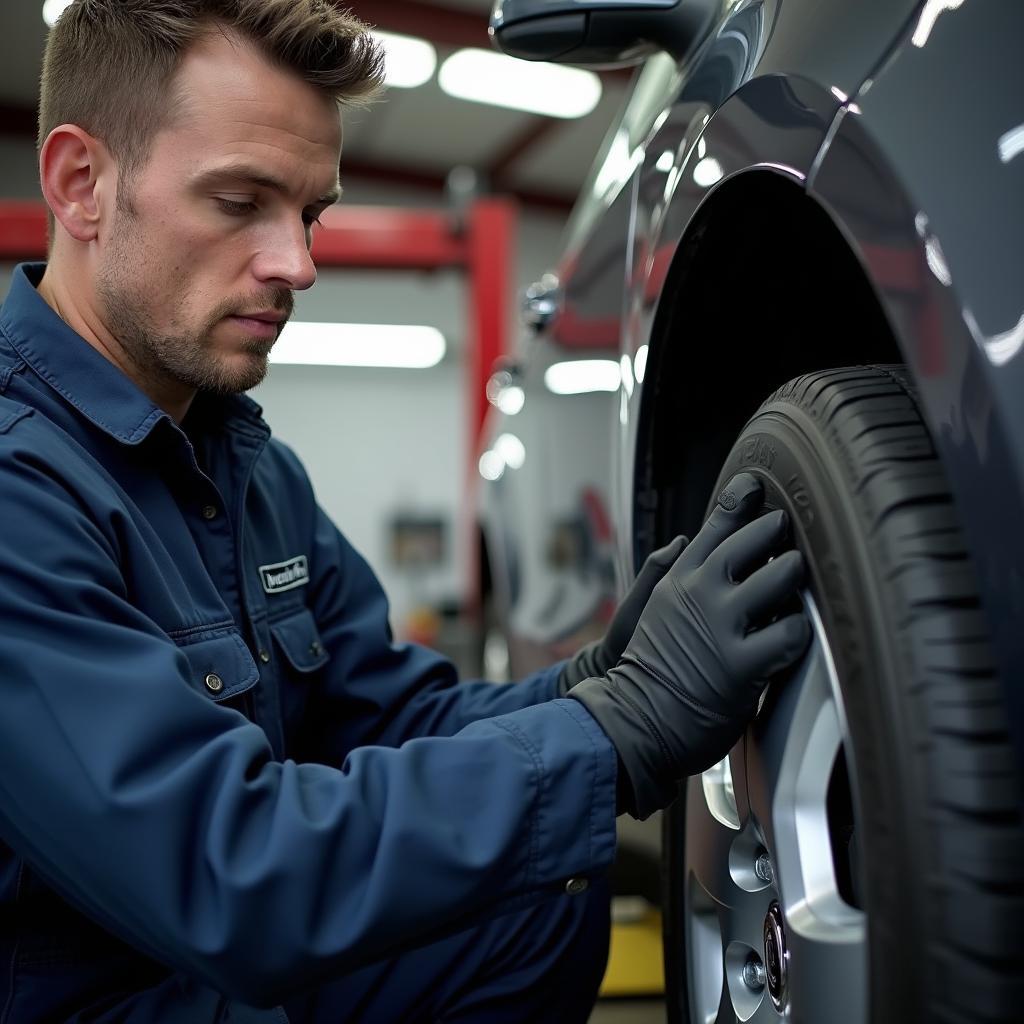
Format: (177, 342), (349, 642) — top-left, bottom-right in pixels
(251, 221), (318, 292)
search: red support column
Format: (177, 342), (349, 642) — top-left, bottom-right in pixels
(464, 198), (516, 612)
(466, 198), (516, 447)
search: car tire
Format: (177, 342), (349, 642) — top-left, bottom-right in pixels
(662, 364), (1024, 1023)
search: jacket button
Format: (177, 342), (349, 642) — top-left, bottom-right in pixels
(310, 641), (324, 656)
(258, 649), (271, 664)
(565, 877), (589, 896)
(204, 672), (224, 694)
(201, 505), (219, 520)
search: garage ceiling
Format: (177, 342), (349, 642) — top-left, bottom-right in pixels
(0, 0), (632, 211)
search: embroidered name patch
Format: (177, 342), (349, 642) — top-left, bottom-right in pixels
(259, 556), (310, 594)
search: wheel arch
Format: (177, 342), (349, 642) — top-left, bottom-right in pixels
(633, 169), (903, 557)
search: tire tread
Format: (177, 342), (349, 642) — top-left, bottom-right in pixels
(764, 364), (1024, 1020)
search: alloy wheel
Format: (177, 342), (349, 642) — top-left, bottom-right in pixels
(683, 594), (868, 1023)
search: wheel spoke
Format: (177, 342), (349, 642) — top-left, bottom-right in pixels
(783, 908), (867, 1023)
(745, 595), (846, 906)
(684, 768), (741, 909)
(745, 613), (837, 852)
(740, 593), (868, 1024)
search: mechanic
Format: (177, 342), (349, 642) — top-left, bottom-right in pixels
(0, 2), (811, 1022)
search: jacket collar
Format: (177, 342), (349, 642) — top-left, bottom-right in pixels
(0, 262), (267, 445)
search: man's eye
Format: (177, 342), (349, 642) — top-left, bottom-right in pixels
(217, 198), (256, 216)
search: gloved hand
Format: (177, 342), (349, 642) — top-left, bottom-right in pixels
(568, 473), (811, 819)
(557, 534), (688, 696)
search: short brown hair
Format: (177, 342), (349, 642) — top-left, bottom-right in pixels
(39, 0), (384, 183)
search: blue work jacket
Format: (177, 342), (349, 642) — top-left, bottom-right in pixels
(0, 264), (617, 1022)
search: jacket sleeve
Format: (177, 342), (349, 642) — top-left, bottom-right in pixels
(0, 424), (617, 1007)
(266, 439), (570, 759)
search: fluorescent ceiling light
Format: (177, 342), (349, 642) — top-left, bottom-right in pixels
(270, 322), (445, 369)
(439, 49), (601, 119)
(372, 31), (437, 89)
(544, 360), (620, 395)
(42, 0), (73, 26)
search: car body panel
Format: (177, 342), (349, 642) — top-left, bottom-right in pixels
(479, 0), (1024, 775)
(807, 0), (1024, 765)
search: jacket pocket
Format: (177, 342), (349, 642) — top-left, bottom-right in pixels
(172, 626), (260, 702)
(269, 607), (329, 674)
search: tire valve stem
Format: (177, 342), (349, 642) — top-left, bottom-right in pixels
(743, 955), (766, 991)
(755, 851), (775, 884)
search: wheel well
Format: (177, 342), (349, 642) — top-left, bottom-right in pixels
(635, 171), (902, 555)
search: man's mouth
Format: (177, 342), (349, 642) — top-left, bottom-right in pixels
(236, 310), (287, 324)
(227, 313), (285, 339)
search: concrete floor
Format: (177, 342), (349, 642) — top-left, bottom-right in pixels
(589, 999), (666, 1023)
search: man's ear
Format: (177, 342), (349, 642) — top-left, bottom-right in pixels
(39, 125), (115, 243)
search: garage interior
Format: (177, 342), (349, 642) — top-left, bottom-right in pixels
(3, 1), (1022, 1023)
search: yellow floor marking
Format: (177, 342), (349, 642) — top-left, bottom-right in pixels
(598, 910), (665, 997)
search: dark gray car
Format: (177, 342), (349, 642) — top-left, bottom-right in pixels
(480, 2), (1024, 1021)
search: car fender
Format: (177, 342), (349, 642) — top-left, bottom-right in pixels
(807, 0), (1024, 768)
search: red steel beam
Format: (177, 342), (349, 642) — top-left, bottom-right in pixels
(313, 205), (466, 269)
(0, 201), (511, 411)
(0, 202), (48, 259)
(0, 200), (468, 270)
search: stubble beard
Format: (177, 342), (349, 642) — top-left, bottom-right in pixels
(96, 207), (292, 397)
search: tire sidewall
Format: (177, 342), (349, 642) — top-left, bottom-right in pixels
(669, 393), (927, 1022)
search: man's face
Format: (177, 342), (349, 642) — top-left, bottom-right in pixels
(95, 29), (343, 397)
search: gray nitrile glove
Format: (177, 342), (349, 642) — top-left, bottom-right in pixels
(568, 473), (811, 819)
(557, 535), (688, 696)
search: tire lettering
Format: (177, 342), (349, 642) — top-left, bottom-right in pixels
(741, 436), (776, 469)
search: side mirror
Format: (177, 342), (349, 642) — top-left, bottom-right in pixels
(489, 0), (715, 66)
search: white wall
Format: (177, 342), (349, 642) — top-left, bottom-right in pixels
(254, 266), (472, 632)
(253, 361), (469, 631)
(0, 137), (570, 635)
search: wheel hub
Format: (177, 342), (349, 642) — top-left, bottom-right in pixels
(763, 901), (789, 1011)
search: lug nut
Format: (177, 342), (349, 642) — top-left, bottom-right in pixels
(755, 851), (774, 884)
(742, 955), (766, 991)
